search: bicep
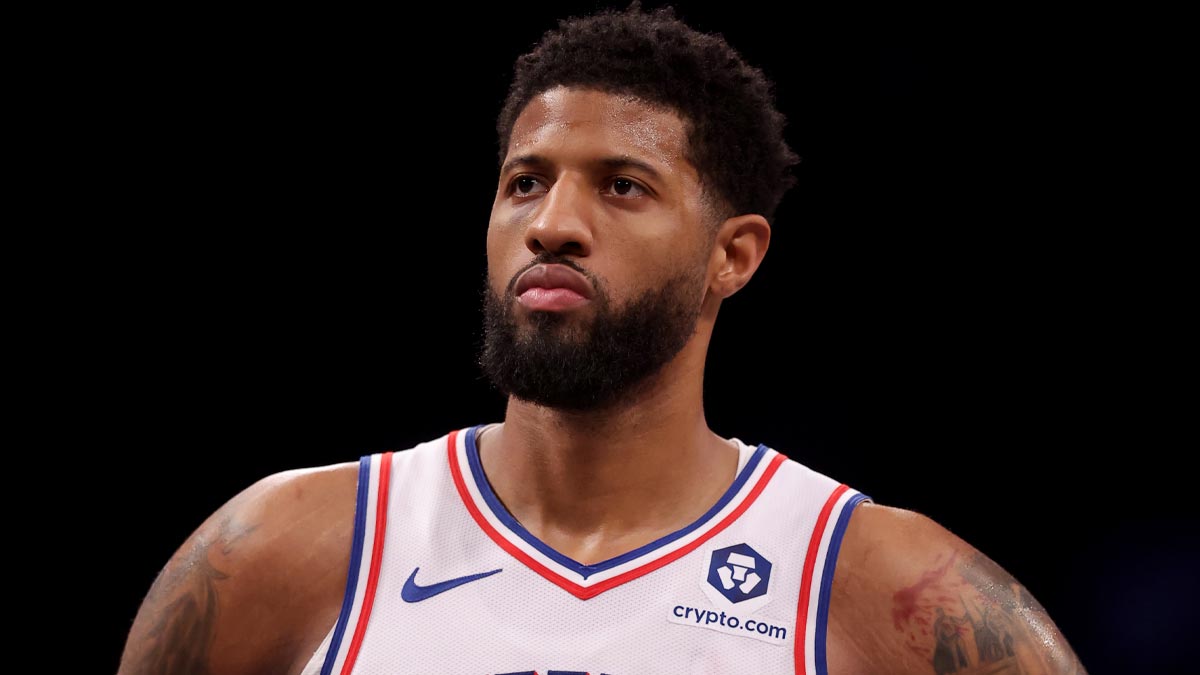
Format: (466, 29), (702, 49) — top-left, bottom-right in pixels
(828, 503), (1088, 675)
(949, 545), (1087, 674)
(117, 477), (277, 675)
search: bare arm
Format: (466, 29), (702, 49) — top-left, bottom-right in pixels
(117, 502), (259, 675)
(117, 463), (357, 675)
(826, 503), (1087, 675)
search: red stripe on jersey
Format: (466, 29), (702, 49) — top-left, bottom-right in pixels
(340, 452), (394, 675)
(793, 483), (850, 674)
(448, 429), (787, 600)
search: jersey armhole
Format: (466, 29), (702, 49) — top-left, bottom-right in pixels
(315, 455), (374, 675)
(304, 452), (396, 675)
(813, 491), (873, 675)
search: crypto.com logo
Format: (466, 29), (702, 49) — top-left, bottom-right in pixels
(706, 543), (772, 605)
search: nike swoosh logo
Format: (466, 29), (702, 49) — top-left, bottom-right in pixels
(401, 566), (502, 603)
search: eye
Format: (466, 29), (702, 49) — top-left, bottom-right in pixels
(511, 175), (547, 197)
(607, 177), (647, 198)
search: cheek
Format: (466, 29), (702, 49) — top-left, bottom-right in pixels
(485, 232), (505, 289)
(635, 238), (711, 294)
(486, 219), (525, 292)
(485, 223), (499, 263)
(487, 204), (524, 253)
(622, 231), (693, 276)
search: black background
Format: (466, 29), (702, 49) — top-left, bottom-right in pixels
(88, 3), (1192, 673)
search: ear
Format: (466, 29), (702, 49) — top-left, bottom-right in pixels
(708, 213), (771, 299)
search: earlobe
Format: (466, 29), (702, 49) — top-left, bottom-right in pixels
(711, 214), (770, 299)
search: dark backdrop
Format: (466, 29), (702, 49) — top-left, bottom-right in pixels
(91, 3), (1191, 673)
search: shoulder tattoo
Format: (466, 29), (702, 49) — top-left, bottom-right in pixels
(890, 550), (1087, 675)
(121, 512), (259, 675)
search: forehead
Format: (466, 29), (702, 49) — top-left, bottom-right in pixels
(507, 86), (695, 179)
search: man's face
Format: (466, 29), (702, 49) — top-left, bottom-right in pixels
(479, 86), (716, 410)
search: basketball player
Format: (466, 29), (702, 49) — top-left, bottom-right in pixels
(118, 4), (1087, 674)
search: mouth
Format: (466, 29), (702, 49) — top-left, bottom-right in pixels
(513, 263), (594, 312)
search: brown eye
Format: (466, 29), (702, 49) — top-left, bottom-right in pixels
(609, 178), (645, 197)
(513, 176), (544, 196)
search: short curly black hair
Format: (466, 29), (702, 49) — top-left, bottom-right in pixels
(496, 2), (800, 226)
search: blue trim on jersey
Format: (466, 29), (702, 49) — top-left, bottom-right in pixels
(320, 455), (373, 675)
(815, 491), (871, 675)
(464, 424), (769, 580)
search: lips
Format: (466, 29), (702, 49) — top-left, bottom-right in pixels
(513, 263), (595, 300)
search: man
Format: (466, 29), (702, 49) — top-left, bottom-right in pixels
(118, 4), (1087, 674)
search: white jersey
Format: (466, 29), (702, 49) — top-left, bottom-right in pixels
(300, 424), (871, 675)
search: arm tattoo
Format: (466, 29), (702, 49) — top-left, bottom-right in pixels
(135, 555), (226, 675)
(892, 550), (1087, 675)
(121, 513), (258, 675)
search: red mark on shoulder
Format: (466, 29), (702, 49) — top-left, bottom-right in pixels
(891, 550), (959, 631)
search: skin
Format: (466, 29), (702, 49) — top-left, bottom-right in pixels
(117, 86), (1086, 675)
(825, 505), (1088, 674)
(478, 86), (769, 564)
(118, 462), (359, 675)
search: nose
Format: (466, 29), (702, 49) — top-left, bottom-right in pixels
(523, 174), (594, 258)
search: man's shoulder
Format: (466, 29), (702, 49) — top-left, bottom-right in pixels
(161, 457), (362, 602)
(833, 501), (957, 584)
(119, 460), (361, 675)
(825, 502), (1084, 675)
(220, 459), (362, 623)
(246, 459), (362, 565)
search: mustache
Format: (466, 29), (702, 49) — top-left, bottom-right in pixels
(505, 253), (597, 296)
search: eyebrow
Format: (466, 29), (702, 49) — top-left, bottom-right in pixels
(500, 154), (666, 183)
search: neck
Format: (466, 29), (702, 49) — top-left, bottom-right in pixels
(477, 340), (739, 565)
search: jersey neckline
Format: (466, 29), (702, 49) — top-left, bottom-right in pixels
(447, 424), (787, 598)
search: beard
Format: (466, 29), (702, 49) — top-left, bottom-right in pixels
(478, 256), (707, 412)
